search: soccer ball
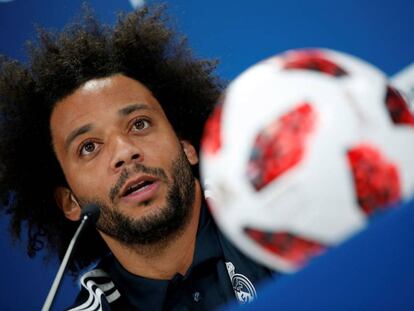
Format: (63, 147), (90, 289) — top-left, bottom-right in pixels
(200, 48), (414, 273)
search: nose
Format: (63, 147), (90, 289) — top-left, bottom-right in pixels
(109, 134), (142, 171)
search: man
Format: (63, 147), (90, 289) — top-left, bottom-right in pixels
(0, 6), (272, 310)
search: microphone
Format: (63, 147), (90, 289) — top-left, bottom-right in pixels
(82, 203), (101, 225)
(41, 204), (100, 311)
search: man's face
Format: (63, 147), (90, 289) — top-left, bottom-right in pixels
(50, 74), (199, 246)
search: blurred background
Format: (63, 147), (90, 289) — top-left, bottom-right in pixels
(0, 0), (413, 309)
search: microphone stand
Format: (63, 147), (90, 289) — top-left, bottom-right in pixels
(41, 205), (99, 311)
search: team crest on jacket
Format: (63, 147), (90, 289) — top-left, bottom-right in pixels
(225, 262), (257, 304)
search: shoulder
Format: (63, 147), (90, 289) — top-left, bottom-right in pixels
(216, 222), (274, 276)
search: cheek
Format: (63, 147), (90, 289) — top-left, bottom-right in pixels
(146, 135), (182, 165)
(64, 161), (111, 201)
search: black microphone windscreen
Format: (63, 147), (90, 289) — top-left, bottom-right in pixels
(81, 204), (100, 225)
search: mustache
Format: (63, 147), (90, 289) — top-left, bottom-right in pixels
(109, 163), (168, 203)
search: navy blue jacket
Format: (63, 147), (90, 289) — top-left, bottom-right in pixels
(67, 204), (273, 310)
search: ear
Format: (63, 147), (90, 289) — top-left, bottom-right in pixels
(181, 140), (199, 165)
(54, 187), (81, 222)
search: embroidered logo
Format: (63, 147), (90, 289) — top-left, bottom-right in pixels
(67, 269), (121, 311)
(225, 262), (257, 304)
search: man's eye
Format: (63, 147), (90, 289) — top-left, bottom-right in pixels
(132, 119), (150, 131)
(80, 141), (96, 156)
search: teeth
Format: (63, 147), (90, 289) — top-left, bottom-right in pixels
(130, 183), (142, 192)
(124, 180), (153, 196)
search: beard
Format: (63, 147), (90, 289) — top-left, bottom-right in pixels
(78, 149), (196, 248)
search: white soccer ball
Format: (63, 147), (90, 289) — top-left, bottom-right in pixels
(200, 48), (414, 273)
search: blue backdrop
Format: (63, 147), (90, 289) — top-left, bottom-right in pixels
(1, 0), (413, 310)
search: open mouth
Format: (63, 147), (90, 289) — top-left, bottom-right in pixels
(122, 179), (155, 197)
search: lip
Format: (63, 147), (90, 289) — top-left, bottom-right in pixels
(120, 179), (161, 204)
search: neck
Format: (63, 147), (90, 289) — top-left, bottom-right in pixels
(100, 180), (202, 280)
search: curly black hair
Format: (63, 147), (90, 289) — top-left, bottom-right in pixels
(0, 5), (222, 274)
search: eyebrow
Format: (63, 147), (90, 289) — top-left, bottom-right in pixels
(118, 103), (152, 116)
(64, 103), (152, 152)
(65, 123), (93, 152)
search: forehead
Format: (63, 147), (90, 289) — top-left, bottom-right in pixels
(50, 75), (166, 139)
(53, 74), (164, 118)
